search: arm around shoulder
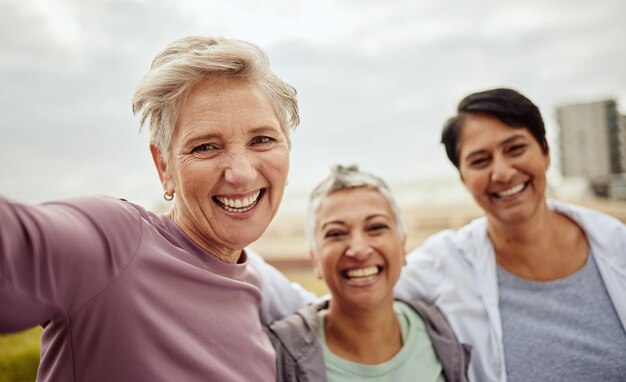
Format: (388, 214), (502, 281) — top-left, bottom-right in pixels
(394, 230), (459, 303)
(246, 248), (317, 324)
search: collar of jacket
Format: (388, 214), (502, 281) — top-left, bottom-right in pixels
(268, 298), (471, 382)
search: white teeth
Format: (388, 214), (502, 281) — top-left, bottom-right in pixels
(215, 190), (261, 211)
(497, 183), (525, 198)
(346, 266), (379, 279)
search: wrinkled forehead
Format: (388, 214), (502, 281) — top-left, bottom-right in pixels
(173, 78), (282, 136)
(192, 76), (290, 141)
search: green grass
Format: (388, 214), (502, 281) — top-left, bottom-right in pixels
(0, 271), (323, 381)
(0, 327), (41, 382)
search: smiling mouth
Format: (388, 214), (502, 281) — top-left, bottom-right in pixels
(213, 189), (265, 213)
(492, 182), (528, 199)
(342, 266), (382, 283)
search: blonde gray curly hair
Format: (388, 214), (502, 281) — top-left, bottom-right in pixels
(132, 36), (300, 162)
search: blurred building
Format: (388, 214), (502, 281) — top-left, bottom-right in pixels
(557, 99), (626, 199)
(622, 114), (626, 171)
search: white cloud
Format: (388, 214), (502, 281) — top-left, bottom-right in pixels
(1, 0), (625, 206)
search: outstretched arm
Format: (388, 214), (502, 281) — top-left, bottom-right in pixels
(0, 196), (141, 332)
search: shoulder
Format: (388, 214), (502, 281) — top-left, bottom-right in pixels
(48, 195), (149, 254)
(398, 218), (488, 301)
(549, 199), (623, 226)
(549, 199), (626, 248)
(5, 195), (147, 244)
(44, 195), (144, 223)
(395, 298), (472, 381)
(268, 301), (326, 342)
(409, 217), (489, 261)
(395, 298), (455, 338)
(268, 301), (327, 380)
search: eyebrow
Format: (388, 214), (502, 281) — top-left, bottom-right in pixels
(182, 132), (221, 144)
(320, 213), (390, 230)
(463, 134), (529, 160)
(248, 125), (282, 135)
(320, 220), (345, 231)
(365, 213), (390, 221)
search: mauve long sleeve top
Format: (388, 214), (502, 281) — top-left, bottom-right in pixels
(0, 195), (275, 381)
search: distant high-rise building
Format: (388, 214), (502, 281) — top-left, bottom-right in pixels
(557, 99), (624, 179)
(557, 99), (626, 198)
(621, 114), (626, 172)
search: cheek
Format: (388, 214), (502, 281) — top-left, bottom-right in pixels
(262, 149), (290, 185)
(387, 243), (405, 274)
(276, 146), (290, 170)
(538, 156), (550, 176)
(177, 161), (220, 197)
(310, 254), (324, 278)
(322, 259), (334, 277)
(461, 170), (488, 196)
(319, 247), (339, 274)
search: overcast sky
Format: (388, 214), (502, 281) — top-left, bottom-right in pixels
(1, 0), (625, 211)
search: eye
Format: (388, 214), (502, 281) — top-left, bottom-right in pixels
(508, 144), (526, 156)
(251, 136), (276, 146)
(192, 143), (219, 154)
(368, 223), (389, 233)
(469, 157), (490, 168)
(324, 229), (346, 239)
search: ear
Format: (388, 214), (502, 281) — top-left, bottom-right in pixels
(309, 250), (323, 280)
(150, 144), (174, 194)
(544, 148), (551, 170)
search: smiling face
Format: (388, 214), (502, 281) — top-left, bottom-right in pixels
(151, 78), (290, 263)
(311, 187), (406, 312)
(458, 113), (550, 226)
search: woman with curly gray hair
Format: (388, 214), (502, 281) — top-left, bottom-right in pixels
(0, 36), (313, 381)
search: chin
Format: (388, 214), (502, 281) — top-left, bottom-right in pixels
(491, 209), (534, 225)
(238, 228), (266, 247)
(345, 292), (392, 311)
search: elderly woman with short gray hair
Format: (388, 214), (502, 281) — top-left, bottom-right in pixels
(0, 36), (314, 381)
(268, 165), (470, 382)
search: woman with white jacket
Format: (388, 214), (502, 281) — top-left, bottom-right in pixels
(394, 88), (626, 381)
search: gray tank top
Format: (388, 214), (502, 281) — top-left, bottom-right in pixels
(497, 253), (626, 381)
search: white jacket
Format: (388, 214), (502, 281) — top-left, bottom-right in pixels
(394, 200), (626, 382)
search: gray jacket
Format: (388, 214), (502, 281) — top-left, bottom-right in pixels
(266, 298), (471, 382)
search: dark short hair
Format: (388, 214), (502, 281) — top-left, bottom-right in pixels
(441, 88), (549, 168)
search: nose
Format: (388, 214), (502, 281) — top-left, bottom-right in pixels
(491, 156), (516, 183)
(224, 152), (257, 185)
(345, 234), (373, 260)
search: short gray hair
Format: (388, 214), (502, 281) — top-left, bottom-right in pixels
(306, 164), (405, 251)
(132, 36), (300, 162)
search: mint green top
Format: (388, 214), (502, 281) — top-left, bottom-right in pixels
(317, 301), (445, 382)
